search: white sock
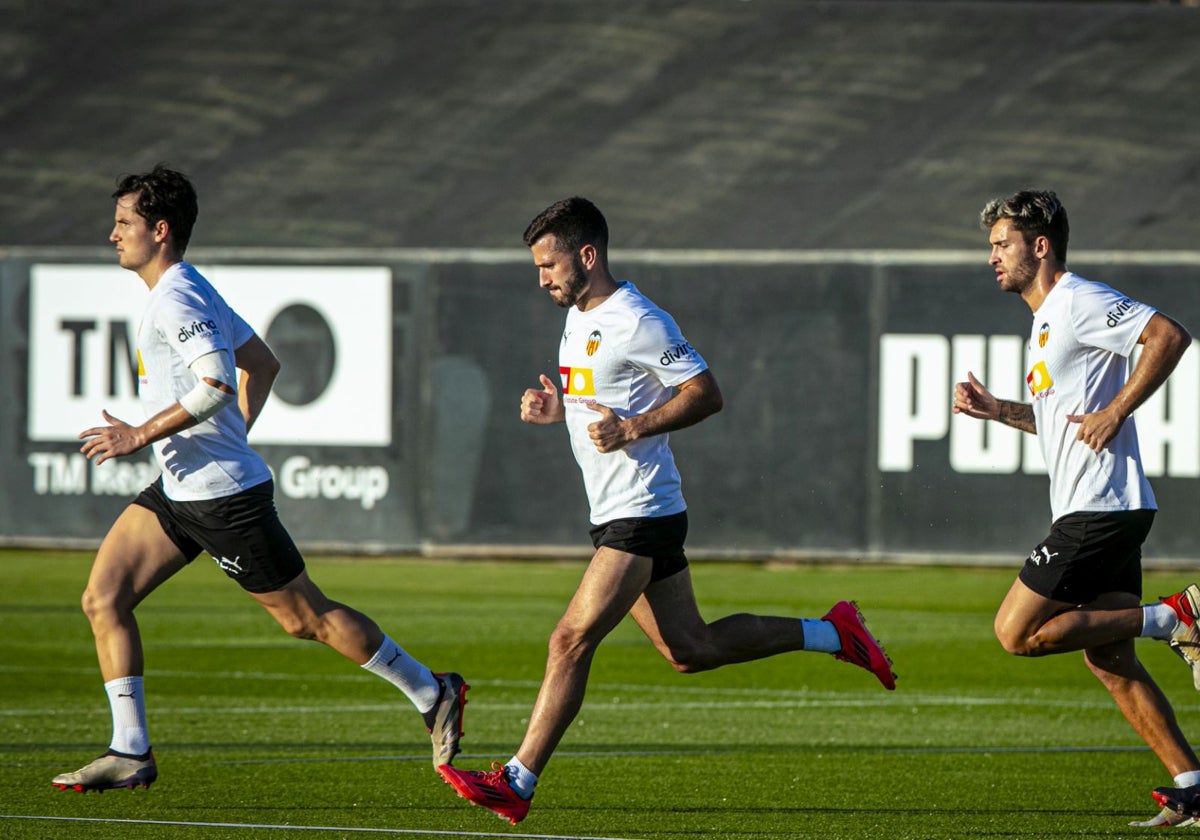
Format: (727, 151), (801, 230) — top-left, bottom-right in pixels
(361, 635), (440, 713)
(505, 757), (538, 800)
(1142, 603), (1179, 639)
(801, 618), (841, 653)
(1175, 770), (1200, 788)
(105, 676), (149, 755)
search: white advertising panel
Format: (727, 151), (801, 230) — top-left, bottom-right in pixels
(28, 264), (392, 445)
(877, 332), (1198, 478)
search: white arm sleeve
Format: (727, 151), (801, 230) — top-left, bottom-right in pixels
(179, 350), (238, 421)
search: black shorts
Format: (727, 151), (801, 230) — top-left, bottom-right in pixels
(1018, 509), (1155, 604)
(133, 478), (306, 594)
(589, 511), (689, 583)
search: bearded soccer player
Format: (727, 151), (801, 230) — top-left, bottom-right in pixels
(953, 189), (1200, 827)
(436, 196), (895, 825)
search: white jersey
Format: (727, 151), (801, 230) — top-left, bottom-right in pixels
(1025, 272), (1157, 522)
(559, 281), (708, 524)
(137, 262), (273, 501)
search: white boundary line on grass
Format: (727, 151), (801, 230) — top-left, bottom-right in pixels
(4, 667), (1199, 714)
(214, 747), (720, 765)
(11, 694), (1200, 717)
(0, 815), (647, 840)
(207, 744), (1152, 767)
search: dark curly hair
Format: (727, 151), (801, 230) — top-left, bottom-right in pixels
(112, 164), (199, 254)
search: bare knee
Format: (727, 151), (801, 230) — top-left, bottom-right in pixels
(547, 623), (587, 660)
(80, 587), (100, 622)
(258, 582), (340, 644)
(265, 606), (321, 641)
(80, 584), (123, 627)
(547, 621), (604, 667)
(279, 614), (320, 641)
(994, 618), (1047, 657)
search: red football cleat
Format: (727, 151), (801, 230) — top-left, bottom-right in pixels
(823, 600), (896, 690)
(437, 762), (532, 825)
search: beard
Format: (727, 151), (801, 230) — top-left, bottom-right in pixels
(1001, 251), (1039, 294)
(550, 256), (588, 308)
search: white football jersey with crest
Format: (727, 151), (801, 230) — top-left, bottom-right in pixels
(137, 262), (272, 501)
(558, 281), (708, 524)
(1025, 272), (1157, 521)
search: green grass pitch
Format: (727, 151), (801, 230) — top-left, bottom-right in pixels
(2, 550), (1198, 839)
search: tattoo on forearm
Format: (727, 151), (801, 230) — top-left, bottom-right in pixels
(998, 400), (1036, 434)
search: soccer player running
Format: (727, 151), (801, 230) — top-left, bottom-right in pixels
(437, 196), (895, 825)
(953, 189), (1200, 827)
(52, 165), (467, 793)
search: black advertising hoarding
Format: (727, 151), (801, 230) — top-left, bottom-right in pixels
(3, 249), (1199, 564)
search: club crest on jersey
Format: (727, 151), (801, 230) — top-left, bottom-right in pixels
(559, 365), (596, 396)
(1038, 322), (1050, 348)
(586, 330), (602, 356)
